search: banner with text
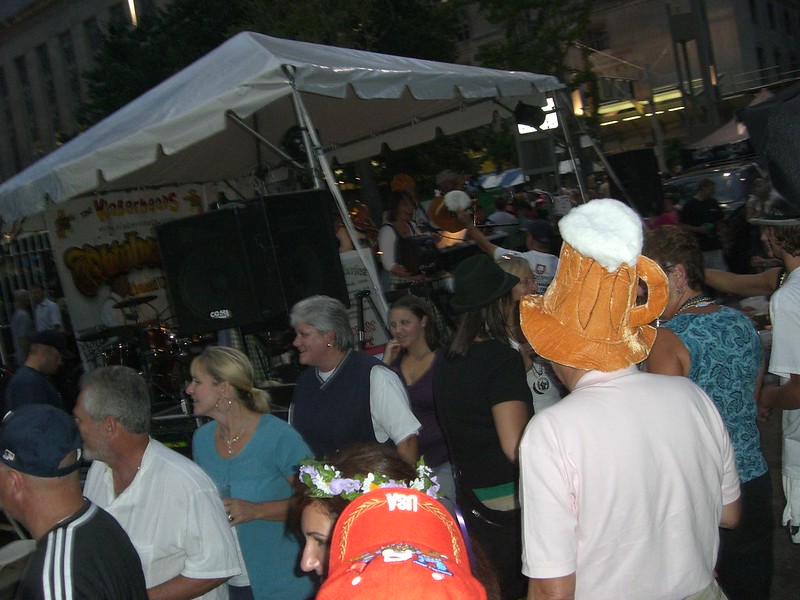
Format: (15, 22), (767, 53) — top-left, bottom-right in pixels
(43, 186), (210, 355)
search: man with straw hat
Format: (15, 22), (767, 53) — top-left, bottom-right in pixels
(518, 199), (741, 600)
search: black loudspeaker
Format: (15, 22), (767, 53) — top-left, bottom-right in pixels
(262, 189), (349, 311)
(156, 189), (348, 336)
(607, 149), (664, 217)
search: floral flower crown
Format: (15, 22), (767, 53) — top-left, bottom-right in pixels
(298, 457), (440, 501)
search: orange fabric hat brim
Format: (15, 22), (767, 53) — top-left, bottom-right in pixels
(520, 245), (667, 372)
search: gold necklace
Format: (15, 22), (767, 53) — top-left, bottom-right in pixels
(220, 420), (250, 455)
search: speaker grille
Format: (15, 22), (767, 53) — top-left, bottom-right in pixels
(156, 190), (348, 336)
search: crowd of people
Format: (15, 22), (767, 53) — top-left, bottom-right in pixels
(3, 141), (800, 599)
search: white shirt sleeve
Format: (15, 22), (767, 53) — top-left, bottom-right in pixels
(101, 297), (125, 328)
(47, 300), (64, 329)
(378, 224), (398, 271)
(369, 365), (420, 444)
(492, 246), (522, 261)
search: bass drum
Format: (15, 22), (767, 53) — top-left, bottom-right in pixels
(101, 342), (140, 370)
(174, 332), (215, 358)
(141, 325), (178, 357)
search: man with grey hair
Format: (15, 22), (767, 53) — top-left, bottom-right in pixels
(0, 403), (148, 599)
(75, 366), (241, 600)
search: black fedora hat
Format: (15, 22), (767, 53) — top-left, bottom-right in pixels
(739, 82), (800, 225)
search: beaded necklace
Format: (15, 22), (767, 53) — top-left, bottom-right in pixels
(675, 293), (713, 315)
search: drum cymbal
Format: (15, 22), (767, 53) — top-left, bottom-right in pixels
(78, 325), (140, 342)
(113, 294), (157, 309)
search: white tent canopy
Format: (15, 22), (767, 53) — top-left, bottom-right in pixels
(0, 31), (561, 221)
(687, 88), (773, 149)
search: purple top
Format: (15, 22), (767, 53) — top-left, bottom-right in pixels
(390, 347), (450, 467)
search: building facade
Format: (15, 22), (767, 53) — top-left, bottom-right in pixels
(454, 0), (800, 152)
(3, 0), (800, 183)
(0, 0), (166, 183)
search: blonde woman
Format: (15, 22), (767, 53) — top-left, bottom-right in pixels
(188, 346), (313, 600)
(496, 254), (562, 413)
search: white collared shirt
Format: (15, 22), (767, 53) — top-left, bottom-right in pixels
(84, 439), (241, 598)
(34, 298), (63, 331)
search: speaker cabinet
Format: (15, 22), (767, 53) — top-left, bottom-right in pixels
(156, 189), (348, 336)
(607, 149), (664, 217)
(261, 190), (349, 311)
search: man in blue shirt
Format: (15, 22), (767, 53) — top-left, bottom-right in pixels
(4, 330), (66, 412)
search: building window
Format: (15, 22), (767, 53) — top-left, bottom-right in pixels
(84, 17), (102, 54)
(455, 7), (471, 43)
(756, 45), (767, 84)
(598, 77), (634, 103)
(14, 55), (41, 150)
(36, 44), (62, 135)
(785, 9), (791, 35)
(0, 68), (23, 173)
(58, 30), (83, 105)
(583, 25), (610, 52)
(767, 2), (775, 29)
(749, 0), (758, 24)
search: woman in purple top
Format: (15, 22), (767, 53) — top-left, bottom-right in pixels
(383, 294), (455, 508)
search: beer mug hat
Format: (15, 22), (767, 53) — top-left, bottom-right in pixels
(520, 199), (668, 372)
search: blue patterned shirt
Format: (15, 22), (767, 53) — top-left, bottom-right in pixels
(665, 307), (767, 482)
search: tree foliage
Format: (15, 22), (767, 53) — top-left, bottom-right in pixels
(79, 0), (458, 127)
(471, 0), (594, 79)
(467, 0), (600, 149)
(79, 0), (249, 127)
(241, 0), (458, 59)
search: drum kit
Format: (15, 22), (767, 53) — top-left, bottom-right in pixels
(78, 294), (211, 411)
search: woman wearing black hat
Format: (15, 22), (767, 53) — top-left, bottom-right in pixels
(433, 254), (533, 600)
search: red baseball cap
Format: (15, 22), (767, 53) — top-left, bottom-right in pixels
(317, 488), (486, 599)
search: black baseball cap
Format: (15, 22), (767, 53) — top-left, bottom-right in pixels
(0, 404), (82, 477)
(29, 330), (68, 355)
(525, 219), (553, 245)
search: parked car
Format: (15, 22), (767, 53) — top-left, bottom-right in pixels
(663, 161), (765, 273)
(663, 161), (764, 217)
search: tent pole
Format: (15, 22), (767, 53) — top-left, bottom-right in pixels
(290, 90), (390, 326)
(553, 92), (588, 203)
(555, 90), (634, 209)
(226, 112), (308, 172)
(289, 93), (324, 189)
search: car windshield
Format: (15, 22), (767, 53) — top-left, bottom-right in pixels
(665, 169), (750, 206)
(667, 171), (744, 203)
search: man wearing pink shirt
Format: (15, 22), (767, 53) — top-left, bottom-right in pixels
(519, 199), (740, 600)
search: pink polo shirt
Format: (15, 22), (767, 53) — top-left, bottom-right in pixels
(520, 367), (740, 599)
